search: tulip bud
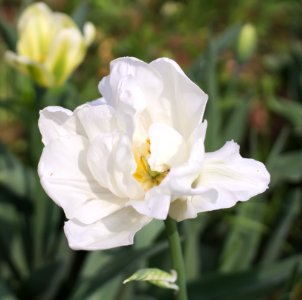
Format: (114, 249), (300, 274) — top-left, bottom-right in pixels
(237, 23), (257, 62)
(5, 2), (95, 87)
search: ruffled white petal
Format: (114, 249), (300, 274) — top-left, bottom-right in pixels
(189, 141), (270, 213)
(64, 207), (151, 250)
(129, 187), (171, 220)
(76, 103), (117, 141)
(148, 123), (188, 172)
(87, 132), (144, 199)
(162, 121), (207, 196)
(150, 57), (208, 139)
(38, 106), (82, 145)
(99, 57), (162, 112)
(38, 135), (123, 220)
(169, 190), (217, 221)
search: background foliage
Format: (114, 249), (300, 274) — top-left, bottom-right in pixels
(0, 0), (302, 299)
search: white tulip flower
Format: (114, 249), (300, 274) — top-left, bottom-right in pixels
(38, 57), (270, 250)
(5, 2), (95, 87)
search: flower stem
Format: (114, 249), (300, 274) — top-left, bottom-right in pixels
(164, 217), (188, 300)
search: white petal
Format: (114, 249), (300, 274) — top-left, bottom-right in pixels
(76, 103), (117, 141)
(38, 106), (82, 145)
(64, 207), (151, 250)
(99, 57), (162, 112)
(87, 132), (144, 199)
(162, 121), (207, 196)
(148, 123), (188, 172)
(129, 187), (171, 220)
(169, 190), (217, 221)
(38, 135), (123, 219)
(191, 141), (270, 212)
(71, 197), (125, 225)
(169, 197), (197, 221)
(98, 57), (163, 138)
(150, 58), (208, 138)
(83, 22), (96, 46)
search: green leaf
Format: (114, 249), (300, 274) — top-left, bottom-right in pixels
(188, 256), (302, 300)
(268, 98), (302, 133)
(71, 242), (168, 300)
(0, 217), (23, 281)
(222, 97), (251, 143)
(0, 142), (36, 199)
(19, 260), (66, 300)
(0, 282), (17, 300)
(261, 188), (301, 265)
(203, 43), (221, 151)
(72, 1), (90, 29)
(268, 150), (302, 187)
(184, 215), (208, 281)
(188, 25), (241, 82)
(220, 199), (266, 272)
(123, 268), (178, 291)
(135, 220), (163, 249)
(0, 16), (16, 51)
(266, 127), (290, 166)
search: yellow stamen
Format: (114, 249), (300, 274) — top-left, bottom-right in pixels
(133, 139), (169, 191)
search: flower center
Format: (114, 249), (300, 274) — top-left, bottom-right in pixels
(133, 139), (169, 191)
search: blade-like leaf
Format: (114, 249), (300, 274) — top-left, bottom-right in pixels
(268, 98), (302, 133)
(268, 150), (302, 187)
(189, 256), (302, 300)
(18, 260), (66, 300)
(71, 242), (168, 300)
(0, 16), (16, 51)
(0, 142), (36, 199)
(223, 97), (251, 143)
(220, 199), (266, 272)
(261, 188), (301, 265)
(0, 282), (17, 300)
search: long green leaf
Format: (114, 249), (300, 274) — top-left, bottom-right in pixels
(0, 16), (16, 51)
(261, 188), (301, 265)
(222, 97), (251, 143)
(18, 260), (66, 300)
(71, 242), (168, 300)
(220, 199), (266, 272)
(189, 256), (302, 300)
(268, 150), (302, 187)
(268, 98), (302, 134)
(0, 142), (36, 199)
(188, 25), (241, 82)
(0, 282), (17, 300)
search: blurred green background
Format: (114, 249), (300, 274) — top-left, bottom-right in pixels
(0, 0), (302, 299)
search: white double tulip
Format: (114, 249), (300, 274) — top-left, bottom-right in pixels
(38, 57), (270, 250)
(5, 2), (95, 87)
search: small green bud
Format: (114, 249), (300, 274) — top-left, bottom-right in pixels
(237, 23), (257, 62)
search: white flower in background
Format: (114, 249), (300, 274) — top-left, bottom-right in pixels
(5, 2), (95, 87)
(38, 57), (270, 250)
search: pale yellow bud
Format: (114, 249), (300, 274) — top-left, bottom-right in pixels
(5, 2), (95, 87)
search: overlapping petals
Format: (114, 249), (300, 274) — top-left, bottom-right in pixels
(38, 57), (270, 250)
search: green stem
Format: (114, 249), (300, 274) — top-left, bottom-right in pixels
(164, 217), (188, 300)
